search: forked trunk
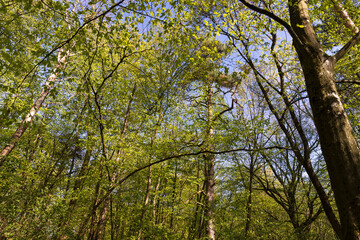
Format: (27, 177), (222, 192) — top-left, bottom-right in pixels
(288, 1), (360, 238)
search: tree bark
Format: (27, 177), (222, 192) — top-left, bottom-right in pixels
(244, 153), (254, 237)
(204, 153), (215, 240)
(204, 84), (216, 240)
(137, 165), (152, 240)
(288, 1), (360, 239)
(137, 104), (161, 239)
(239, 0), (360, 237)
(0, 48), (69, 163)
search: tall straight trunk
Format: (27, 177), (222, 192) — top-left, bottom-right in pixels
(137, 113), (161, 239)
(137, 165), (152, 240)
(94, 203), (108, 239)
(189, 158), (205, 239)
(58, 148), (92, 239)
(288, 1), (360, 239)
(204, 84), (216, 240)
(204, 153), (215, 240)
(244, 154), (254, 237)
(169, 160), (177, 230)
(87, 165), (104, 240)
(87, 83), (137, 239)
(152, 173), (161, 223)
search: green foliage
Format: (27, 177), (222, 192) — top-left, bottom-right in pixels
(1, 0), (357, 239)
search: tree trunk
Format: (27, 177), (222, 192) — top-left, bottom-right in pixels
(299, 54), (360, 239)
(244, 154), (254, 237)
(137, 116), (159, 239)
(0, 48), (69, 163)
(204, 153), (215, 240)
(289, 1), (360, 238)
(137, 165), (152, 240)
(169, 160), (177, 230)
(152, 174), (161, 223)
(204, 84), (216, 240)
(189, 158), (205, 239)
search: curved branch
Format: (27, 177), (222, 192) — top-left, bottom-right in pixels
(238, 0), (303, 46)
(95, 146), (289, 208)
(22, 0), (127, 82)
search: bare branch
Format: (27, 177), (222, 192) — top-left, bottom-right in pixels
(336, 79), (360, 85)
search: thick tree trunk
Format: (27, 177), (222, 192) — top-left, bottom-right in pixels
(289, 1), (360, 238)
(299, 54), (360, 239)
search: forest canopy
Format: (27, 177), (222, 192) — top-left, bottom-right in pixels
(1, 0), (360, 239)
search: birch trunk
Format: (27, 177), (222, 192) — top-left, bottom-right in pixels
(0, 48), (70, 163)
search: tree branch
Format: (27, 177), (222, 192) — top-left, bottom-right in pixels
(95, 145), (289, 208)
(238, 0), (303, 46)
(0, 48), (70, 163)
(331, 0), (359, 34)
(336, 79), (360, 85)
(331, 0), (360, 62)
(21, 0), (127, 83)
(334, 31), (360, 62)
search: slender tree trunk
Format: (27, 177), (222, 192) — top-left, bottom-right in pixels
(58, 148), (92, 239)
(152, 173), (161, 223)
(87, 167), (104, 240)
(244, 154), (254, 237)
(87, 83), (137, 239)
(189, 158), (204, 239)
(204, 84), (216, 240)
(137, 165), (152, 240)
(0, 48), (70, 163)
(204, 153), (215, 240)
(0, 217), (8, 240)
(94, 203), (108, 239)
(169, 160), (177, 230)
(137, 113), (161, 239)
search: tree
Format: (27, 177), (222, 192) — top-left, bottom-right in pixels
(2, 0), (360, 239)
(196, 0), (360, 238)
